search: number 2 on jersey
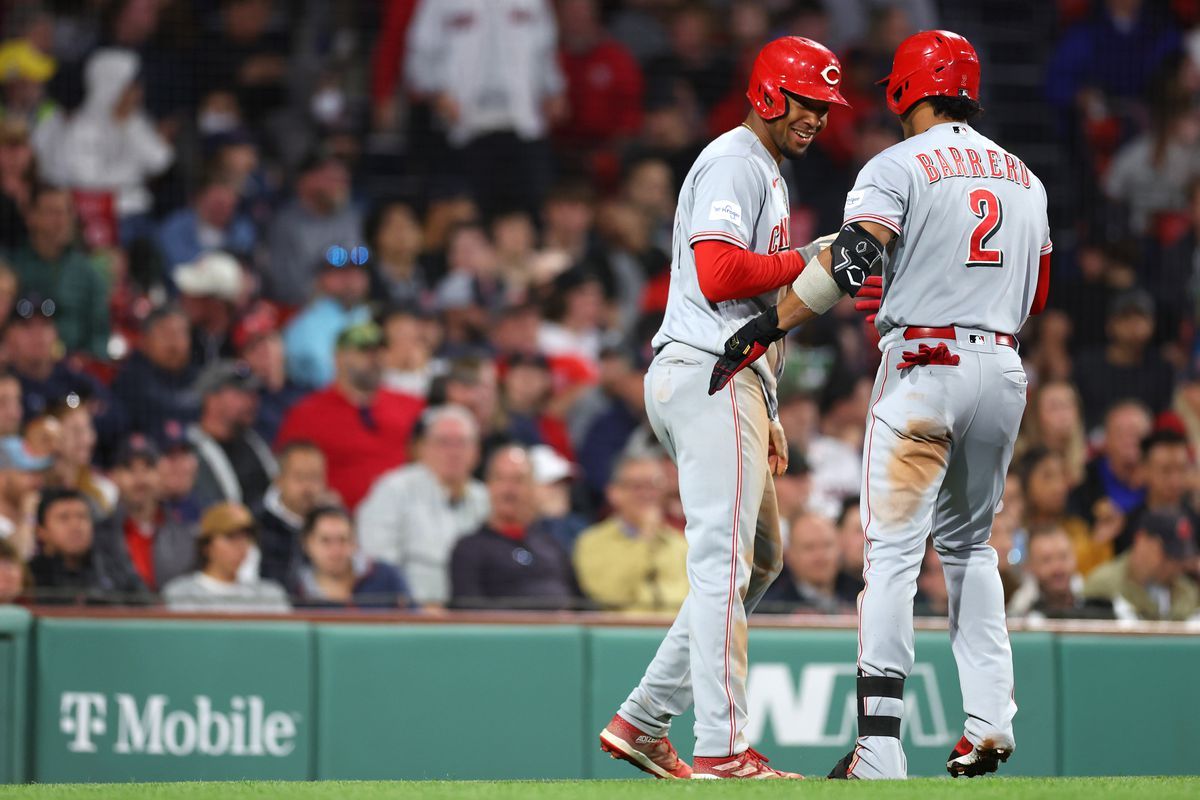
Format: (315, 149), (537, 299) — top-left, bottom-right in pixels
(966, 188), (1003, 268)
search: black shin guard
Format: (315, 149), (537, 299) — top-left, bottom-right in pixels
(856, 675), (904, 739)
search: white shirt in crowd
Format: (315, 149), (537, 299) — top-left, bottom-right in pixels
(356, 463), (490, 605)
(405, 0), (564, 146)
(807, 435), (862, 520)
(162, 573), (291, 614)
(36, 49), (173, 216)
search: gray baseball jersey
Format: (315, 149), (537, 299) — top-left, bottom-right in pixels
(653, 125), (793, 409)
(618, 125), (797, 759)
(842, 121), (1048, 778)
(844, 122), (1051, 335)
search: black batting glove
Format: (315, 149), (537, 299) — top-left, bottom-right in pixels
(708, 307), (786, 395)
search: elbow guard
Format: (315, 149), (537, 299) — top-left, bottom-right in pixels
(830, 222), (885, 297)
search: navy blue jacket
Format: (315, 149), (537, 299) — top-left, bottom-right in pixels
(111, 351), (200, 441)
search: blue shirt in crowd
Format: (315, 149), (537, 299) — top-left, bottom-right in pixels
(282, 298), (370, 388)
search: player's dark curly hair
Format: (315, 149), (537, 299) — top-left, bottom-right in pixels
(917, 95), (984, 123)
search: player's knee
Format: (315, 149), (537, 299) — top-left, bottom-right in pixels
(685, 549), (736, 591)
(866, 548), (924, 580)
(933, 538), (995, 566)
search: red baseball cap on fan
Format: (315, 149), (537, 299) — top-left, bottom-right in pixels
(233, 302), (281, 352)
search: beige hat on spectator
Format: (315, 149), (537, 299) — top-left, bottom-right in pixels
(199, 502), (257, 541)
(174, 252), (243, 302)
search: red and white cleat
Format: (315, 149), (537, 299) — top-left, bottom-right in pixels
(946, 735), (1012, 778)
(692, 747), (803, 779)
(599, 714), (692, 779)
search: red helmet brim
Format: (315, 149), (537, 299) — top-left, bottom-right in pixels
(783, 85), (852, 108)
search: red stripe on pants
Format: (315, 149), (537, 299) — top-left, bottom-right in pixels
(723, 379), (744, 756)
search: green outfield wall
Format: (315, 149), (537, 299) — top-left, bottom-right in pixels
(0, 609), (30, 784)
(1, 613), (1198, 782)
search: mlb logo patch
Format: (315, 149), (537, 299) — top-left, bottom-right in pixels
(969, 334), (985, 344)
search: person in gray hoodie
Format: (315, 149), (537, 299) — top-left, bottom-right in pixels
(263, 151), (362, 306)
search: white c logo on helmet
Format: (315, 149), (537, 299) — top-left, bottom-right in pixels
(821, 65), (841, 86)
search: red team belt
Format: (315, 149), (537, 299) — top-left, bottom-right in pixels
(902, 326), (1017, 349)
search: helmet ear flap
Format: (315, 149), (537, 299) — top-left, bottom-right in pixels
(756, 84), (791, 121)
(775, 90), (794, 117)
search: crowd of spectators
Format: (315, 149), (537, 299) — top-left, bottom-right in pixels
(0, 0), (1198, 623)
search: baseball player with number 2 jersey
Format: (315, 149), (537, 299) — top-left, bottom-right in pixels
(709, 31), (1052, 780)
(597, 37), (850, 780)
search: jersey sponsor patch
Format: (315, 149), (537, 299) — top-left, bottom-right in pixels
(709, 200), (743, 225)
(844, 189), (865, 211)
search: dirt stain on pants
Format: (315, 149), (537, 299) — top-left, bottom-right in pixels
(879, 418), (951, 525)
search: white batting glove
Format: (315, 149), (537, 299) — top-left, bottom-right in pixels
(796, 231), (838, 265)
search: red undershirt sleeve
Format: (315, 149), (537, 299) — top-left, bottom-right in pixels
(1030, 250), (1051, 315)
(694, 240), (808, 304)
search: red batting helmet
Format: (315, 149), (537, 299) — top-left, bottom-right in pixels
(877, 30), (980, 116)
(747, 37), (849, 120)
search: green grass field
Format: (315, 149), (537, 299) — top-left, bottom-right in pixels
(0, 778), (1196, 800)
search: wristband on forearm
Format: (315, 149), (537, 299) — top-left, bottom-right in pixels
(791, 260), (843, 315)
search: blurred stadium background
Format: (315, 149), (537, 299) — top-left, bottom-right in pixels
(0, 0), (1197, 786)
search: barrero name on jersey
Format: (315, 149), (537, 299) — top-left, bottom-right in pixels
(914, 147), (1031, 188)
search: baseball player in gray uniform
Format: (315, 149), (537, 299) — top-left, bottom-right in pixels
(709, 31), (1052, 780)
(598, 37), (849, 780)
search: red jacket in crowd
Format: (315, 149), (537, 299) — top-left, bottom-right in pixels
(276, 387), (425, 510)
(557, 38), (644, 146)
(371, 0), (421, 107)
